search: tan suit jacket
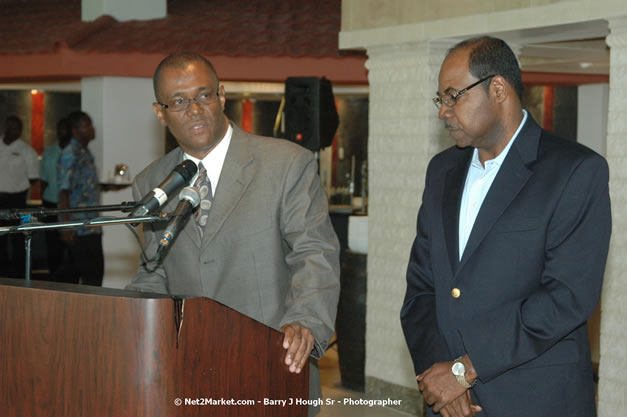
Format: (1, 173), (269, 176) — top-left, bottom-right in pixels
(127, 123), (340, 409)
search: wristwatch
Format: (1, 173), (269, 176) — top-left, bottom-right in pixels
(451, 356), (475, 389)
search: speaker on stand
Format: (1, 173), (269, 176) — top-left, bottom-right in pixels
(283, 76), (339, 153)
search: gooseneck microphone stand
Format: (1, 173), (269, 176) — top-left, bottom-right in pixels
(0, 203), (169, 281)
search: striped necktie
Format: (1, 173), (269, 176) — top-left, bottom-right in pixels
(193, 162), (213, 235)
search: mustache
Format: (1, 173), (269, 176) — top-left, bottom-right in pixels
(187, 117), (208, 125)
(444, 121), (455, 129)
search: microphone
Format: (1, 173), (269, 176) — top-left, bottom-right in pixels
(0, 208), (23, 221)
(130, 160), (198, 217)
(156, 186), (201, 259)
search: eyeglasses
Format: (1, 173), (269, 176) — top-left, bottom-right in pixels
(432, 75), (496, 109)
(157, 91), (220, 112)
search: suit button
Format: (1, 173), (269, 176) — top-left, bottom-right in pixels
(451, 288), (461, 298)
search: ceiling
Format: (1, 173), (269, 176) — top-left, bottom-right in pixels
(0, 0), (368, 85)
(0, 2), (612, 87)
(495, 19), (610, 75)
(520, 39), (609, 75)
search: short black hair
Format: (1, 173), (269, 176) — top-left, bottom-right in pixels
(5, 115), (22, 131)
(448, 36), (523, 100)
(153, 52), (219, 100)
(56, 116), (71, 147)
(67, 111), (90, 132)
(57, 116), (70, 132)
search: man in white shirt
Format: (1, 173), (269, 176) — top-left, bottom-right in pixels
(0, 115), (40, 278)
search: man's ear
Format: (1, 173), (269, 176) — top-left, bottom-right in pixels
(218, 84), (226, 111)
(491, 75), (509, 103)
(152, 102), (168, 127)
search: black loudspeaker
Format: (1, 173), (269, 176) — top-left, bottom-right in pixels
(284, 77), (339, 151)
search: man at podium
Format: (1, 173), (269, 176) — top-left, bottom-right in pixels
(126, 52), (340, 416)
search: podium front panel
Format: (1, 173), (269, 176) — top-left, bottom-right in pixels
(0, 279), (307, 417)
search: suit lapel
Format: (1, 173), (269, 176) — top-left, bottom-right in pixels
(443, 150), (472, 276)
(456, 117), (540, 275)
(200, 124), (255, 248)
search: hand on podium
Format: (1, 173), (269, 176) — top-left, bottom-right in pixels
(280, 323), (314, 374)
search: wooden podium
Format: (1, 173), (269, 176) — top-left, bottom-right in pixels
(0, 278), (308, 417)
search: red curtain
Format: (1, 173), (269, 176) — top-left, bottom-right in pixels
(31, 90), (44, 155)
(542, 86), (554, 132)
(241, 98), (253, 133)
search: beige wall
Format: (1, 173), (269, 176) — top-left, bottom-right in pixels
(340, 0), (624, 49)
(342, 0), (573, 31)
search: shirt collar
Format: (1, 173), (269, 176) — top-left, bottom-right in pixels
(470, 110), (528, 169)
(184, 123), (233, 189)
(1, 135), (22, 148)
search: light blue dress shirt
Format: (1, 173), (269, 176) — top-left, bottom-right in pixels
(41, 143), (61, 203)
(458, 110), (528, 260)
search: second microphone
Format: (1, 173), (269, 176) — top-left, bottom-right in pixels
(156, 186), (201, 259)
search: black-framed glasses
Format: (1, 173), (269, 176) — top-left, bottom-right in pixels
(432, 75), (496, 109)
(157, 91), (220, 112)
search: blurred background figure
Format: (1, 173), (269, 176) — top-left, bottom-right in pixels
(40, 116), (76, 281)
(57, 111), (103, 286)
(0, 115), (40, 278)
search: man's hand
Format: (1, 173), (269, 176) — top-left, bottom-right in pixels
(439, 391), (482, 417)
(279, 323), (314, 374)
(417, 359), (469, 413)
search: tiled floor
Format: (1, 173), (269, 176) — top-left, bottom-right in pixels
(318, 344), (413, 417)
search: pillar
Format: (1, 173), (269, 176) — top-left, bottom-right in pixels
(599, 15), (627, 417)
(363, 39), (453, 415)
(82, 0), (165, 21)
(81, 76), (164, 288)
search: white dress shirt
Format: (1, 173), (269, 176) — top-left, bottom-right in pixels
(0, 136), (40, 193)
(458, 110), (528, 260)
(184, 124), (233, 194)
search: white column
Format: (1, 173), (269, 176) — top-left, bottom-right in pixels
(364, 39), (454, 389)
(577, 83), (609, 157)
(81, 76), (165, 289)
(82, 0), (166, 21)
(599, 16), (627, 417)
(79, 0), (167, 288)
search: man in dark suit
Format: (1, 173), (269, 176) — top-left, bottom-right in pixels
(400, 37), (611, 417)
(126, 52), (340, 415)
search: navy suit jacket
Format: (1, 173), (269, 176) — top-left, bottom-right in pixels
(401, 116), (611, 417)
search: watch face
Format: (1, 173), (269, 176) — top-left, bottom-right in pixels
(452, 362), (465, 376)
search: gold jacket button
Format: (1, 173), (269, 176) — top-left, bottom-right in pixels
(451, 288), (461, 298)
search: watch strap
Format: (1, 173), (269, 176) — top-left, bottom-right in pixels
(452, 356), (476, 389)
(455, 373), (473, 389)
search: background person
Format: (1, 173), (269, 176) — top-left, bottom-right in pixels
(57, 111), (104, 286)
(40, 116), (75, 281)
(0, 115), (39, 278)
